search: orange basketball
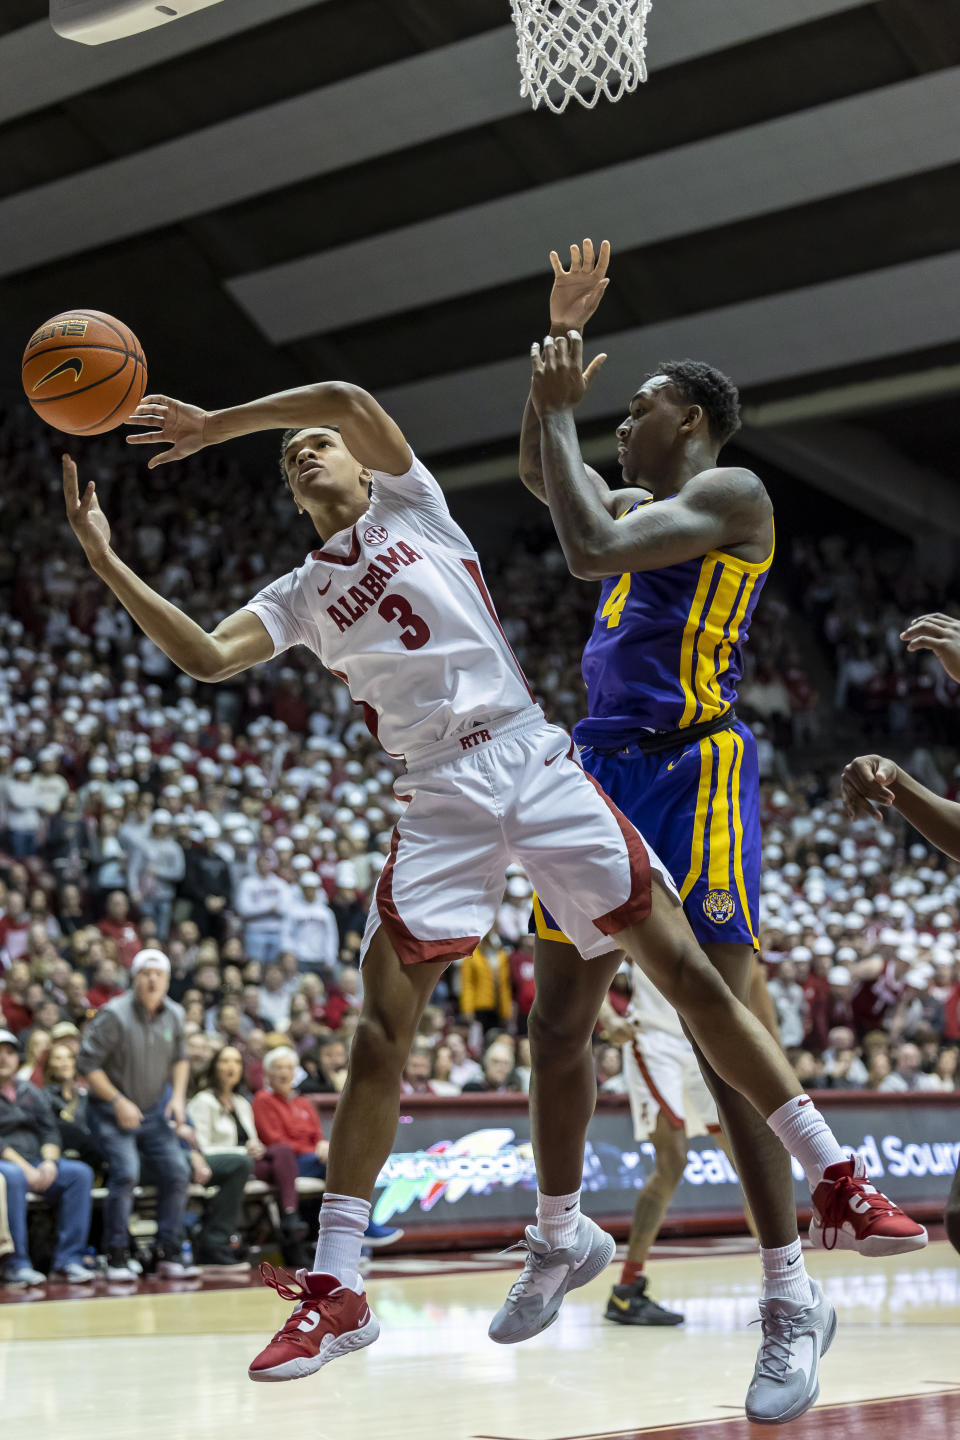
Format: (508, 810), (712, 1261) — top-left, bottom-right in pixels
(21, 309), (147, 436)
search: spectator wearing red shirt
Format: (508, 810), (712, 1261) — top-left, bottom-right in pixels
(0, 962), (33, 1035)
(253, 1048), (328, 1178)
(97, 891), (142, 970)
(0, 892), (31, 967)
(86, 957), (125, 1010)
(508, 936), (536, 1036)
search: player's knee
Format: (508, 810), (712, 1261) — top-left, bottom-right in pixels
(656, 1130), (688, 1186)
(527, 1003), (591, 1066)
(351, 1014), (410, 1081)
(658, 942), (736, 1023)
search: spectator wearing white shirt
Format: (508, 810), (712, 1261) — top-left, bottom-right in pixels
(257, 965), (293, 1033)
(280, 873), (339, 975)
(5, 759), (43, 859)
(767, 959), (809, 1049)
(127, 810), (185, 941)
(878, 1041), (942, 1093)
(32, 750), (69, 818)
(236, 854), (291, 963)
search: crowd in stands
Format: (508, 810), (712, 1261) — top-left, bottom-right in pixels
(790, 533), (960, 743)
(0, 403), (957, 1287)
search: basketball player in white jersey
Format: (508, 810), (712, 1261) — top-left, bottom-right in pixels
(598, 963), (753, 1326)
(61, 369), (923, 1394)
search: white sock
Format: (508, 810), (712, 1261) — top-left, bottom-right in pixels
(311, 1192), (370, 1292)
(766, 1095), (847, 1190)
(760, 1239), (813, 1307)
(536, 1189), (580, 1249)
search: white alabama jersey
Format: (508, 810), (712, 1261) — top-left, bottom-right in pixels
(245, 454), (533, 759)
(628, 960), (685, 1040)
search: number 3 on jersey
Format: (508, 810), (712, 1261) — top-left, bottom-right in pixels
(378, 594), (431, 650)
(601, 573), (631, 629)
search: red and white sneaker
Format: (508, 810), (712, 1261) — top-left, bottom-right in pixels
(248, 1264), (380, 1382)
(810, 1157), (928, 1256)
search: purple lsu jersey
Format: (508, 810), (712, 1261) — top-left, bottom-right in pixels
(575, 501), (774, 749)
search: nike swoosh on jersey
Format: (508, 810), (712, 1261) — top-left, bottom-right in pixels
(317, 576), (332, 596)
(33, 356), (83, 390)
(666, 747), (695, 770)
(544, 751), (565, 766)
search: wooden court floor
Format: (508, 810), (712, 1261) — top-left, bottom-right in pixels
(2, 1240), (958, 1439)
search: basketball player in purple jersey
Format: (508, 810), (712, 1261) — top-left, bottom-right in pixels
(489, 242), (920, 1424)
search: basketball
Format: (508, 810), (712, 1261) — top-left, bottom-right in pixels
(21, 309), (147, 436)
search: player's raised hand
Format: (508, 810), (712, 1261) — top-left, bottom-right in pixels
(840, 754), (899, 822)
(900, 613), (960, 683)
(125, 393), (209, 469)
(62, 454), (111, 565)
(529, 331), (607, 417)
(548, 239), (611, 334)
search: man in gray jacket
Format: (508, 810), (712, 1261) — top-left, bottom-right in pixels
(78, 949), (194, 1281)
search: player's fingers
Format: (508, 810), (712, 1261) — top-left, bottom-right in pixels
(61, 454), (78, 508)
(905, 634), (942, 652)
(595, 239), (611, 279)
(901, 615), (948, 638)
(139, 394), (171, 406)
(567, 330), (583, 368)
(125, 430), (166, 445)
(126, 408), (167, 427)
(582, 238), (594, 270)
(569, 243), (581, 271)
(530, 342), (543, 375)
(548, 250), (564, 278)
(583, 353), (608, 388)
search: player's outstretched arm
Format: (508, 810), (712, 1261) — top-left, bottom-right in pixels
(520, 240), (620, 512)
(127, 382), (411, 476)
(841, 753), (960, 862)
(63, 455), (273, 682)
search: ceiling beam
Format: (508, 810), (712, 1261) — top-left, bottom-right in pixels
(0, 0), (869, 279)
(372, 251), (960, 455)
(227, 70), (960, 341)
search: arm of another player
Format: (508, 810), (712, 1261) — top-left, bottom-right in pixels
(126, 382), (411, 476)
(63, 455), (274, 683)
(842, 613), (960, 858)
(532, 336), (768, 580)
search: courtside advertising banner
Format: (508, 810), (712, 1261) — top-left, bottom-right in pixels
(357, 1094), (960, 1233)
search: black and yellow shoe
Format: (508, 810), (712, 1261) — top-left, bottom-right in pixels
(604, 1277), (684, 1326)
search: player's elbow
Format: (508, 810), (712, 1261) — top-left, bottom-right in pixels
(566, 545), (614, 583)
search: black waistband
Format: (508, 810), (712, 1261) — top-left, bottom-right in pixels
(586, 708), (738, 757)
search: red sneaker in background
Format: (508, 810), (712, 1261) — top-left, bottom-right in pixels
(248, 1264), (380, 1382)
(809, 1157), (928, 1256)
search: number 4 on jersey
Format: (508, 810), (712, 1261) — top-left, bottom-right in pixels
(601, 573), (631, 629)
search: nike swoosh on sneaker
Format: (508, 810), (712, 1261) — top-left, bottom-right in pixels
(544, 751), (565, 766)
(610, 1294), (632, 1312)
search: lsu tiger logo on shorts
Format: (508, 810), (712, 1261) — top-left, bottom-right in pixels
(703, 889), (736, 924)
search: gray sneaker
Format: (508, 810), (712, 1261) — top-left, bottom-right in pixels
(488, 1216), (615, 1344)
(745, 1278), (838, 1425)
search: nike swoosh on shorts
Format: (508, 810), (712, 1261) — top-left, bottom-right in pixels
(544, 751), (565, 766)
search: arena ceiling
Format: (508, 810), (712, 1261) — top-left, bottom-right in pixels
(1, 0), (959, 493)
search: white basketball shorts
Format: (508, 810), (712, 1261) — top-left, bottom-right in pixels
(362, 705), (679, 967)
(622, 1028), (720, 1141)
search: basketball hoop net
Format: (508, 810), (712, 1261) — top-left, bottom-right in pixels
(511, 0), (652, 113)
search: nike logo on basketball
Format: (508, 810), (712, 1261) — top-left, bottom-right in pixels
(317, 577), (332, 595)
(33, 357), (83, 390)
(544, 751), (565, 766)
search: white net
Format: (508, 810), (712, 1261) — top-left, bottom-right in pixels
(511, 0), (652, 114)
